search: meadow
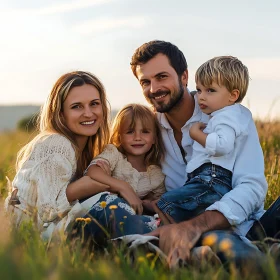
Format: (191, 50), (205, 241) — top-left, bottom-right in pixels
(0, 121), (279, 279)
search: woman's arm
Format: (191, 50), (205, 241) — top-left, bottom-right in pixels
(66, 176), (110, 202)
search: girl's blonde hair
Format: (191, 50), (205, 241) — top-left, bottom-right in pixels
(110, 104), (165, 167)
(16, 71), (110, 178)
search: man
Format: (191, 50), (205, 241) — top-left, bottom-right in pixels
(130, 40), (268, 267)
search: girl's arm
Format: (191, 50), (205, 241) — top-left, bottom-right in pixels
(87, 164), (143, 214)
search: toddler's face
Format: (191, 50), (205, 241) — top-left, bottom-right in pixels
(195, 80), (239, 115)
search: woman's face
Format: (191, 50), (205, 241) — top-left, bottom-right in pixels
(61, 84), (103, 148)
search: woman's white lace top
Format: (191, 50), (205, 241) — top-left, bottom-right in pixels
(5, 134), (87, 236)
(86, 144), (166, 199)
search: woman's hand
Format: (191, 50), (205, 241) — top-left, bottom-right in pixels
(119, 183), (143, 215)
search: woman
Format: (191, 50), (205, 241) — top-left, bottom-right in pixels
(5, 71), (152, 241)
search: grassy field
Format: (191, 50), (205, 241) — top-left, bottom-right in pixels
(0, 121), (280, 279)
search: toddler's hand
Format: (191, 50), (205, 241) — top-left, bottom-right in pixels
(189, 122), (206, 139)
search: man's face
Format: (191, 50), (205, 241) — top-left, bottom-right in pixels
(135, 54), (188, 113)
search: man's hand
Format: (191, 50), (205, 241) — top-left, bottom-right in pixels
(147, 221), (202, 268)
(146, 211), (230, 268)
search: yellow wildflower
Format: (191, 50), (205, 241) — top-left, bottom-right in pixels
(100, 201), (107, 208)
(202, 233), (218, 247)
(85, 217), (91, 224)
(146, 253), (155, 258)
(137, 256), (145, 263)
(114, 256), (120, 265)
(123, 216), (127, 219)
(119, 222), (124, 226)
(109, 205), (118, 210)
(219, 238), (232, 252)
(75, 217), (83, 222)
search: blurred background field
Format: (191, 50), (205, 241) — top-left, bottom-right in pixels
(0, 120), (279, 279)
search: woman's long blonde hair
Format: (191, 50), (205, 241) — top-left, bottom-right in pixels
(110, 104), (165, 167)
(16, 71), (110, 178)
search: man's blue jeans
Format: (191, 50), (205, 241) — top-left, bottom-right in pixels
(157, 163), (232, 222)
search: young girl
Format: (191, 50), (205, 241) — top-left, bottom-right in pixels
(81, 104), (166, 239)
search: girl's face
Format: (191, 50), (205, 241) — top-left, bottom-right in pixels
(61, 84), (103, 149)
(119, 118), (155, 159)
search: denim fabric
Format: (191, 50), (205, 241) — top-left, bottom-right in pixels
(74, 194), (155, 245)
(157, 163), (232, 223)
(199, 230), (264, 271)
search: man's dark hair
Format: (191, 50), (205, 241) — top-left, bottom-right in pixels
(130, 40), (188, 78)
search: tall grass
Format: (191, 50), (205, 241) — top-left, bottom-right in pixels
(0, 121), (280, 279)
(255, 121), (280, 207)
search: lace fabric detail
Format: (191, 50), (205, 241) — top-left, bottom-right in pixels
(117, 201), (136, 215)
(7, 134), (77, 229)
(144, 216), (159, 231)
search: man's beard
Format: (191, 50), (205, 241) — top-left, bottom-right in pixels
(147, 80), (185, 113)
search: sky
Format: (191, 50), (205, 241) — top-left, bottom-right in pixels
(0, 0), (280, 119)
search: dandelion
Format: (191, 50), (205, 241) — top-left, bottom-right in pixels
(123, 216), (127, 219)
(100, 201), (107, 208)
(202, 233), (218, 247)
(109, 205), (118, 210)
(219, 238), (232, 252)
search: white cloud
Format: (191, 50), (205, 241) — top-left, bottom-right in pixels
(73, 16), (148, 35)
(244, 57), (280, 80)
